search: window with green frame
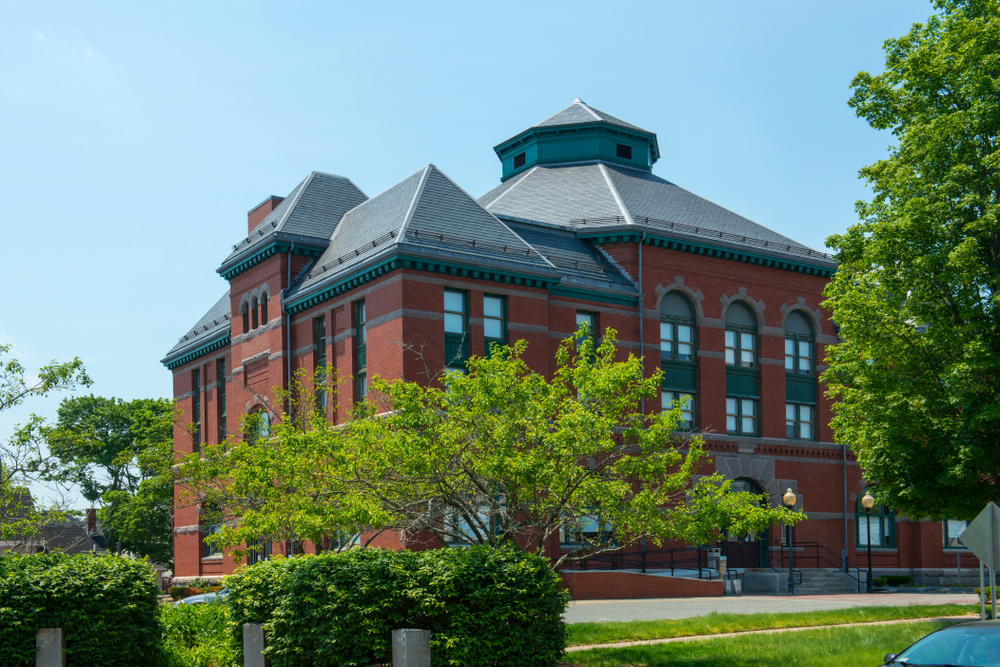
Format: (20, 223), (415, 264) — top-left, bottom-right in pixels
(483, 294), (506, 356)
(784, 311), (814, 375)
(856, 493), (895, 548)
(662, 390), (695, 430)
(355, 300), (367, 399)
(659, 292), (695, 362)
(192, 367), (202, 453)
(444, 290), (468, 372)
(726, 397), (757, 435)
(216, 359), (227, 445)
(724, 302), (757, 368)
(314, 315), (327, 412)
(561, 510), (615, 547)
(785, 403), (815, 440)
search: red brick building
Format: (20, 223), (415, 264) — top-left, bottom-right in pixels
(163, 100), (972, 588)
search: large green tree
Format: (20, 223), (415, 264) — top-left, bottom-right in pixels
(0, 342), (91, 545)
(825, 0), (1000, 519)
(180, 329), (800, 569)
(43, 396), (175, 566)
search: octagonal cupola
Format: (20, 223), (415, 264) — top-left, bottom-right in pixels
(493, 99), (660, 181)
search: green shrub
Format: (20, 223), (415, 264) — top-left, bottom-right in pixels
(0, 553), (162, 666)
(161, 603), (237, 667)
(226, 546), (569, 667)
(873, 575), (913, 587)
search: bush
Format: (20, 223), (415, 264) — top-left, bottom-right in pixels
(161, 603), (237, 667)
(0, 553), (162, 666)
(873, 575), (913, 588)
(226, 546), (569, 667)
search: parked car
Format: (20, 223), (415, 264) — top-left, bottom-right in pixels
(881, 620), (1000, 666)
(173, 588), (229, 607)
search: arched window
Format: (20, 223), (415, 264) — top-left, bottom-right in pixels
(660, 292), (697, 429)
(785, 311), (817, 440)
(784, 311), (814, 375)
(244, 407), (271, 445)
(241, 302), (249, 334)
(260, 291), (268, 325)
(725, 302), (756, 368)
(251, 297), (259, 329)
(856, 492), (895, 548)
(659, 293), (695, 362)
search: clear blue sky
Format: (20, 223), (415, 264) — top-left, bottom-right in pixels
(1, 1), (933, 506)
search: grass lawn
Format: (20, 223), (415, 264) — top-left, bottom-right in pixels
(566, 603), (975, 646)
(563, 619), (953, 667)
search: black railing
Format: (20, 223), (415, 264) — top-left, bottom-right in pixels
(762, 549), (803, 585)
(569, 546), (720, 580)
(774, 541), (865, 593)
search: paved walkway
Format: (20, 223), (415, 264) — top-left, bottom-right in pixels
(563, 592), (981, 624)
(565, 614), (974, 652)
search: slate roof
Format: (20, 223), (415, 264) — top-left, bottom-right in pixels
(479, 161), (834, 267)
(220, 171), (368, 270)
(162, 290), (231, 362)
(39, 521), (107, 555)
(288, 165), (560, 302)
(534, 99), (650, 134)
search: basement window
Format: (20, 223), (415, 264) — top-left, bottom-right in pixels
(513, 152), (526, 169)
(616, 144), (632, 160)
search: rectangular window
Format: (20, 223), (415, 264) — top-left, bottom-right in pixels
(660, 321), (694, 361)
(785, 338), (813, 375)
(616, 143), (632, 160)
(192, 368), (201, 453)
(857, 514), (894, 547)
(355, 301), (367, 399)
(203, 523), (222, 558)
(785, 403), (814, 440)
(661, 391), (695, 429)
(576, 311), (596, 340)
(246, 538), (272, 565)
(561, 512), (615, 547)
(944, 519), (969, 549)
(725, 330), (756, 368)
(726, 397), (757, 435)
(314, 315), (327, 412)
(444, 290), (465, 334)
(513, 152), (526, 169)
(483, 294), (505, 346)
(216, 359), (226, 445)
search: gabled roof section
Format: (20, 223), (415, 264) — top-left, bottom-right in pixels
(479, 161), (835, 273)
(218, 172), (368, 278)
(535, 98), (650, 134)
(161, 290), (231, 368)
(286, 165), (559, 310)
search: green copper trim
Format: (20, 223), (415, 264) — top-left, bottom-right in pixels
(219, 241), (325, 280)
(576, 232), (835, 278)
(287, 254), (561, 315)
(549, 285), (639, 306)
(163, 334), (231, 370)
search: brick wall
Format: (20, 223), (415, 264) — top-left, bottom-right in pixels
(561, 571), (723, 600)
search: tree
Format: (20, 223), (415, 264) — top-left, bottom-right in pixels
(824, 0), (1000, 520)
(43, 396), (175, 566)
(180, 328), (800, 568)
(0, 342), (91, 545)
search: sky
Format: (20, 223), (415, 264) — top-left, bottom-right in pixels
(0, 1), (934, 507)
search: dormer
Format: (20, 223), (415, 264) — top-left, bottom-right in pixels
(493, 99), (660, 181)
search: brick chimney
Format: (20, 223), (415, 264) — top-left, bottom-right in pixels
(248, 195), (284, 234)
(86, 508), (97, 534)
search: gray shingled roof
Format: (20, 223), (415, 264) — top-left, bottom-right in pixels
(505, 221), (636, 293)
(479, 161), (833, 265)
(221, 171), (368, 268)
(162, 290), (231, 361)
(535, 99), (650, 134)
(289, 165), (558, 301)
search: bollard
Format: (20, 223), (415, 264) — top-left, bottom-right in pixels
(243, 623), (270, 667)
(36, 628), (66, 667)
(392, 628), (431, 667)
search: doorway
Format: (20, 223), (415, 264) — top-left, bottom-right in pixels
(722, 478), (770, 568)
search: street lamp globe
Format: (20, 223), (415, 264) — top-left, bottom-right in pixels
(862, 491), (875, 510)
(783, 488), (797, 508)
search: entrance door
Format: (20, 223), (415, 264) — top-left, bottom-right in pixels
(722, 478), (769, 568)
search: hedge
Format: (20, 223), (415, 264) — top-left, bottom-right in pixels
(0, 553), (162, 666)
(226, 546), (569, 667)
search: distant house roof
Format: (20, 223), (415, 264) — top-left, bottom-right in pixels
(39, 520), (107, 555)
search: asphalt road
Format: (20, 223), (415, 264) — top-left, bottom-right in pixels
(563, 592), (981, 624)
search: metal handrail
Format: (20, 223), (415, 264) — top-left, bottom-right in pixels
(777, 541), (866, 593)
(571, 545), (719, 580)
(762, 549), (803, 585)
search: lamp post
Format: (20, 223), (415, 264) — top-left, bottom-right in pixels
(783, 488), (797, 596)
(862, 491), (875, 593)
